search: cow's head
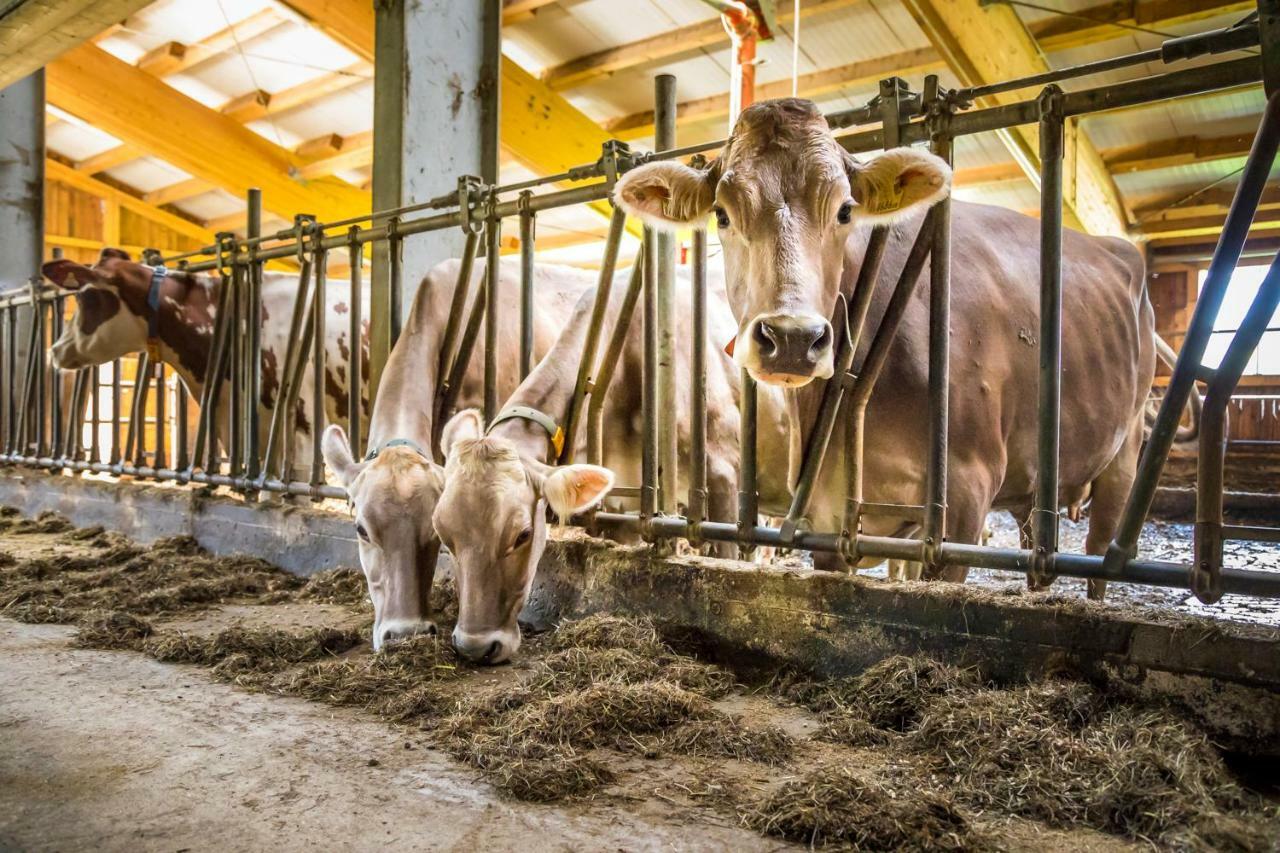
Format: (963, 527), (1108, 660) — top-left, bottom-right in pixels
(432, 410), (613, 664)
(322, 425), (446, 651)
(614, 98), (950, 387)
(43, 248), (150, 370)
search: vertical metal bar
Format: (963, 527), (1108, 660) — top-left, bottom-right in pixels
(436, 230), (482, 389)
(34, 286), (45, 457)
(737, 371), (758, 560)
(519, 194), (536, 380)
(347, 225), (363, 459)
(688, 226), (709, 528)
(16, 291), (39, 456)
(89, 364), (100, 463)
(153, 361), (167, 470)
(587, 259), (644, 466)
(1031, 90), (1064, 582)
(311, 229), (328, 489)
(561, 205), (626, 463)
(228, 257), (244, 477)
(654, 73), (679, 514)
(190, 265), (234, 474)
(923, 133), (954, 573)
(110, 358), (121, 465)
(480, 0), (502, 186)
(483, 216), (502, 423)
(1107, 92), (1280, 571)
(60, 369), (86, 462)
(435, 280), (488, 453)
(50, 293), (63, 457)
(1194, 256), (1280, 603)
(4, 305), (13, 455)
(388, 219), (403, 348)
(246, 189), (263, 480)
(278, 296), (317, 484)
(261, 251), (314, 482)
(125, 351), (151, 467)
(174, 374), (189, 472)
(641, 229), (659, 521)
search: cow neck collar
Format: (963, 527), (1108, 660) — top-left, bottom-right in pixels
(363, 437), (431, 463)
(145, 265), (166, 360)
(487, 406), (565, 461)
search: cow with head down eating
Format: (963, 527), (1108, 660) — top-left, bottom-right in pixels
(321, 259), (595, 650)
(43, 247), (369, 477)
(614, 97), (1157, 600)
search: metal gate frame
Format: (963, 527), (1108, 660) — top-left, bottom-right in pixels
(2, 7), (1278, 604)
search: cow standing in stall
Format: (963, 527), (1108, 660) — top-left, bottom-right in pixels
(615, 97), (1159, 601)
(321, 259), (594, 649)
(43, 248), (368, 478)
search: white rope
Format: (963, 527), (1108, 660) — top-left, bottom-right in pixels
(791, 0), (801, 97)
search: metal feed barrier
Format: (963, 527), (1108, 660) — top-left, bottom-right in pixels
(2, 7), (1279, 605)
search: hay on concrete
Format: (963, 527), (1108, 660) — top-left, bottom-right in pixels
(659, 718), (795, 766)
(58, 525), (105, 543)
(0, 510), (74, 535)
(73, 611), (155, 650)
(451, 732), (613, 802)
(143, 626), (362, 667)
(792, 655), (981, 732)
(548, 612), (663, 654)
(908, 680), (1275, 844)
(742, 766), (978, 851)
(272, 634), (461, 720)
(297, 568), (369, 607)
(526, 646), (736, 698)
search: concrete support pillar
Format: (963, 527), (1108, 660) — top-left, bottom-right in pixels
(368, 0), (501, 398)
(0, 70), (44, 293)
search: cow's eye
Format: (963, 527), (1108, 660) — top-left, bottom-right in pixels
(512, 528), (533, 550)
(837, 200), (854, 225)
(714, 207), (730, 229)
(355, 522), (370, 542)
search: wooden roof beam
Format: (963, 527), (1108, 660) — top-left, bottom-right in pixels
(0, 0), (152, 90)
(46, 158), (214, 244)
(144, 177), (216, 207)
(47, 43), (370, 225)
(138, 8), (285, 77)
(902, 0), (1128, 236)
(220, 61), (370, 123)
(1033, 0), (1253, 53)
(296, 130), (373, 179)
(75, 143), (144, 174)
(503, 0), (561, 25)
(1138, 207), (1280, 240)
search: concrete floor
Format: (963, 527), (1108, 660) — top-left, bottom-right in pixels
(0, 620), (776, 853)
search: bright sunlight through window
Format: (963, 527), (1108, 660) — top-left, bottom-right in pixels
(1198, 266), (1280, 376)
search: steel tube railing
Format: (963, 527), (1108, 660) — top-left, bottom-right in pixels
(483, 217), (501, 423)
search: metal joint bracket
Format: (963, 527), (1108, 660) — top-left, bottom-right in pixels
(1037, 84), (1065, 125)
(457, 176), (486, 235)
(291, 215), (316, 265)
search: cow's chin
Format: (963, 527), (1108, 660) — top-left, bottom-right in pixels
(748, 369), (817, 388)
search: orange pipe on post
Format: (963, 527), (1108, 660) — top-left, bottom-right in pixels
(711, 0), (762, 126)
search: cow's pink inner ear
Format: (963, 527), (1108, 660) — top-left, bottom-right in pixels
(42, 260), (97, 290)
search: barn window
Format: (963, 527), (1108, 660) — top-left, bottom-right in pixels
(1198, 266), (1280, 377)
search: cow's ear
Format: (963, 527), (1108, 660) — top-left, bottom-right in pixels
(846, 147), (951, 224)
(440, 409), (484, 460)
(613, 160), (717, 231)
(98, 247), (131, 263)
(42, 260), (101, 291)
(321, 424), (362, 486)
(541, 464), (615, 520)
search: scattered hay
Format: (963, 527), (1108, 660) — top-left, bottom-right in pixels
(451, 733), (613, 802)
(73, 611), (154, 650)
(0, 510), (74, 535)
(273, 634), (461, 719)
(815, 715), (893, 748)
(143, 625), (362, 667)
(793, 655), (981, 732)
(2, 602), (70, 624)
(549, 612), (663, 654)
(0, 551), (14, 568)
(742, 766), (977, 851)
(59, 525), (105, 543)
(502, 681), (715, 750)
(659, 718), (795, 766)
(909, 680), (1275, 843)
(297, 568), (369, 607)
(526, 646), (735, 698)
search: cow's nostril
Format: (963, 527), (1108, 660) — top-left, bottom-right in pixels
(483, 640), (502, 662)
(752, 321), (777, 357)
(809, 323), (832, 357)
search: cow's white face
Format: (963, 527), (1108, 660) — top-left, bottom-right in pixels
(44, 254), (149, 370)
(432, 410), (613, 665)
(614, 98), (951, 387)
(322, 425), (445, 651)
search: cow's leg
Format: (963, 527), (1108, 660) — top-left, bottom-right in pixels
(704, 458), (738, 560)
(1082, 418), (1143, 601)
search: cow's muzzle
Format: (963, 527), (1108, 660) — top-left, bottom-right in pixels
(743, 313), (834, 386)
(452, 627), (518, 665)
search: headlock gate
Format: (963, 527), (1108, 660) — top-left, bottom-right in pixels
(2, 7), (1279, 606)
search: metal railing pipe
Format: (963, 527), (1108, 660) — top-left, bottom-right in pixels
(483, 217), (502, 423)
(247, 189), (264, 480)
(688, 226), (709, 529)
(519, 194), (536, 380)
(346, 225), (363, 460)
(641, 230), (659, 522)
(587, 259), (644, 466)
(922, 123), (953, 574)
(655, 73), (679, 514)
(311, 229), (328, 489)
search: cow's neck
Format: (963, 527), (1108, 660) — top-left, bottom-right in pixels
(122, 272), (219, 396)
(366, 280), (445, 451)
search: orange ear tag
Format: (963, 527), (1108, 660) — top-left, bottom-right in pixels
(723, 336), (736, 358)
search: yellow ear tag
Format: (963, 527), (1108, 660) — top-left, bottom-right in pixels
(867, 181), (904, 216)
(551, 426), (565, 458)
(145, 338), (161, 360)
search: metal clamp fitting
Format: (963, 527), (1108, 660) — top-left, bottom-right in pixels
(458, 175), (486, 235)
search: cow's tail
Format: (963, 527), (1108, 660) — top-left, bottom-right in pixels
(1143, 334), (1202, 446)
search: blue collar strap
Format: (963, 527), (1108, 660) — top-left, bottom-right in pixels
(145, 265), (166, 359)
(363, 437), (430, 462)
